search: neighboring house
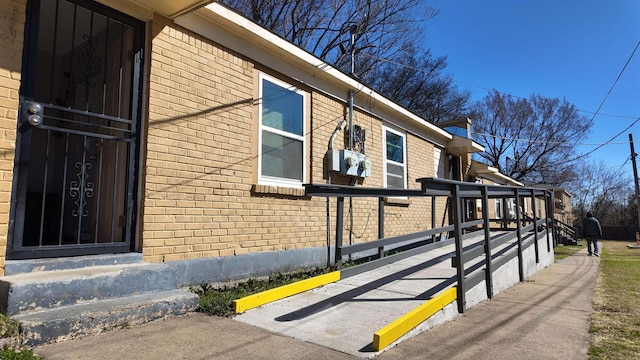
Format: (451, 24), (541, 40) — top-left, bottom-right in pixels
(529, 185), (574, 226)
(469, 160), (523, 218)
(435, 119), (526, 227)
(553, 189), (576, 226)
(552, 189), (574, 225)
(0, 0), (486, 284)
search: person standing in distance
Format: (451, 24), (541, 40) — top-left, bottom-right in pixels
(582, 212), (602, 257)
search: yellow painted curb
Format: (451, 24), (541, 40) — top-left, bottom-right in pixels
(233, 271), (341, 314)
(372, 287), (457, 351)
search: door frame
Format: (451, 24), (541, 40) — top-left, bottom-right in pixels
(7, 0), (145, 260)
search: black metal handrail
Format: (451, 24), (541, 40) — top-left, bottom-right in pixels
(554, 218), (578, 245)
(304, 178), (555, 313)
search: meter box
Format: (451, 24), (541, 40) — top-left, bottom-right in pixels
(327, 149), (371, 178)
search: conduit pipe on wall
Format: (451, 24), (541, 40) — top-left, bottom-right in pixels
(326, 119), (348, 267)
(328, 120), (348, 151)
(348, 90), (354, 150)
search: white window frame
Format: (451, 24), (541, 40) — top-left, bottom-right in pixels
(257, 73), (307, 188)
(434, 147), (445, 178)
(382, 125), (407, 189)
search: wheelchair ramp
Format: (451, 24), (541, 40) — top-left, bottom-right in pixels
(234, 230), (550, 357)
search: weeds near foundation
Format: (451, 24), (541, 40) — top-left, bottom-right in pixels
(0, 314), (42, 359)
(193, 267), (333, 317)
(0, 346), (41, 360)
(0, 314), (19, 339)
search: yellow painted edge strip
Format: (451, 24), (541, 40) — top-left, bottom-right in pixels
(372, 287), (457, 351)
(233, 271), (341, 314)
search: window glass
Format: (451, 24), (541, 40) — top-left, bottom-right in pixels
(262, 80), (303, 136)
(259, 75), (305, 185)
(261, 131), (303, 181)
(386, 131), (404, 163)
(383, 127), (406, 189)
(386, 163), (404, 188)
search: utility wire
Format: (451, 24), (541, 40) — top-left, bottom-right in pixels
(552, 117), (640, 165)
(552, 40), (640, 164)
(359, 51), (639, 119)
(585, 39), (640, 127)
(474, 131), (640, 146)
(361, 41), (640, 164)
(612, 155), (632, 178)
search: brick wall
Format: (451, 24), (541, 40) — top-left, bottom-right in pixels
(0, 0), (25, 275)
(144, 16), (331, 262)
(142, 15), (447, 262)
(0, 5), (458, 270)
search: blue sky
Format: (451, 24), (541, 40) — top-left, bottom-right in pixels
(423, 0), (640, 180)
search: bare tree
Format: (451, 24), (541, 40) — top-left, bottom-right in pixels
(567, 161), (633, 227)
(472, 90), (591, 185)
(224, 0), (470, 123)
(225, 0), (435, 72)
(368, 44), (472, 123)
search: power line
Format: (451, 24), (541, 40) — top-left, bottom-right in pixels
(554, 117), (640, 165)
(361, 41), (640, 165)
(612, 155), (631, 178)
(359, 51), (639, 120)
(553, 40), (640, 164)
(585, 39), (640, 127)
(473, 131), (640, 147)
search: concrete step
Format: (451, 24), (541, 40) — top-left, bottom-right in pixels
(13, 289), (199, 346)
(0, 263), (178, 315)
(4, 253), (143, 275)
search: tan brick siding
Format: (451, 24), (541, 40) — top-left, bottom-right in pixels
(141, 15), (449, 262)
(0, 0), (25, 275)
(144, 16), (334, 262)
(0, 5), (459, 269)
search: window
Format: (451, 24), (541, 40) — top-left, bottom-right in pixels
(258, 74), (306, 186)
(383, 126), (406, 188)
(434, 148), (445, 178)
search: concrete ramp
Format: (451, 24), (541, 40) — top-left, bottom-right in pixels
(234, 230), (554, 357)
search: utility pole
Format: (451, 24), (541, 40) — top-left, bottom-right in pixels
(629, 134), (640, 236)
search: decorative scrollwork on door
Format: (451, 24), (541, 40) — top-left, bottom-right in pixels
(77, 34), (102, 88)
(69, 161), (94, 217)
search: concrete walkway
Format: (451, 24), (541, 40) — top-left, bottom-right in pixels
(377, 248), (598, 360)
(34, 248), (598, 360)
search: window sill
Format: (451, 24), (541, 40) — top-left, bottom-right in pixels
(384, 197), (410, 207)
(252, 184), (308, 198)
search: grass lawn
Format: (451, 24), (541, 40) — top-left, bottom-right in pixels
(588, 240), (640, 359)
(553, 242), (584, 260)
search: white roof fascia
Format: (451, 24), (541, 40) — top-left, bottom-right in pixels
(494, 173), (524, 187)
(470, 162), (523, 187)
(175, 2), (454, 141)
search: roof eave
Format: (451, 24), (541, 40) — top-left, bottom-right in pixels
(175, 2), (454, 141)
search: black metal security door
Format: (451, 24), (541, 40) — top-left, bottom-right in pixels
(9, 0), (144, 259)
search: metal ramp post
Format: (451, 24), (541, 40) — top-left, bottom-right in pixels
(452, 184), (466, 313)
(335, 197), (344, 268)
(481, 186), (493, 299)
(515, 189), (524, 282)
(531, 189), (539, 263)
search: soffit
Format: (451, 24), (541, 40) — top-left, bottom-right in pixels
(447, 136), (484, 156)
(175, 2), (454, 142)
(133, 0), (212, 18)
